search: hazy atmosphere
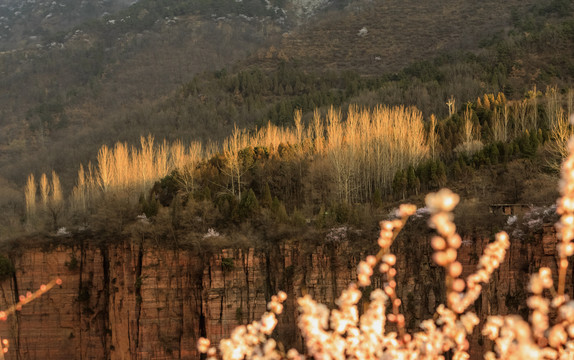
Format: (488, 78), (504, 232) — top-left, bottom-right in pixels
(0, 0), (574, 359)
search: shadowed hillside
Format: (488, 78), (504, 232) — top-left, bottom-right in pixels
(278, 0), (535, 73)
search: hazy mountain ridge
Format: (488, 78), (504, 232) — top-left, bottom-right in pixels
(0, 0), (316, 51)
(0, 0), (135, 50)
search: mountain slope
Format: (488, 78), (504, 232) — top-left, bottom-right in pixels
(278, 0), (531, 73)
(0, 0), (573, 193)
(0, 0), (134, 50)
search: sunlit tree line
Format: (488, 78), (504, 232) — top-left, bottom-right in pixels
(472, 86), (574, 168)
(71, 135), (207, 211)
(23, 104), (430, 224)
(22, 89), (574, 228)
(24, 171), (63, 229)
(25, 135), (206, 225)
(217, 105), (429, 203)
(322, 105), (428, 203)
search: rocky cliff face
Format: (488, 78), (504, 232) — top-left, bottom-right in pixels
(0, 222), (566, 360)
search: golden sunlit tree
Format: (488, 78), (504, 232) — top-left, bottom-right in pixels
(325, 106), (348, 202)
(457, 103), (482, 155)
(48, 171), (64, 230)
(171, 140), (203, 195)
(294, 109), (304, 147)
(546, 86), (561, 132)
(547, 89), (573, 170)
(112, 142), (130, 191)
(39, 173), (49, 211)
(512, 99), (528, 136)
(154, 140), (170, 185)
(51, 171), (62, 207)
(97, 145), (113, 193)
(463, 104), (475, 147)
(502, 103), (510, 142)
(71, 164), (87, 213)
(428, 114), (438, 160)
(24, 174), (37, 221)
(446, 95), (456, 117)
(527, 84), (541, 130)
(253, 121), (298, 154)
(139, 134), (156, 192)
(491, 106), (508, 143)
(221, 126), (250, 199)
(312, 109), (325, 155)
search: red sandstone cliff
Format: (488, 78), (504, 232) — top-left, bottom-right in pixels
(0, 223), (567, 360)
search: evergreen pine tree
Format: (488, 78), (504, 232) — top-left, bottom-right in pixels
(436, 161), (447, 187)
(239, 188), (259, 219)
(530, 130), (540, 152)
(490, 144), (500, 165)
(261, 182), (273, 208)
(271, 196), (288, 223)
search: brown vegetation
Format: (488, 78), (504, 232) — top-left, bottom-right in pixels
(21, 104), (429, 230)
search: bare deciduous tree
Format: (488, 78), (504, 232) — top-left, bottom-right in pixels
(39, 173), (49, 211)
(24, 174), (36, 220)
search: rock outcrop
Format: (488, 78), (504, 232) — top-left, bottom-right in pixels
(0, 223), (567, 359)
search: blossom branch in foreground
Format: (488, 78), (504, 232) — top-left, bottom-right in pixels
(556, 137), (574, 297)
(198, 195), (512, 360)
(427, 188), (510, 315)
(197, 291), (288, 360)
(0, 277), (62, 360)
(426, 188), (510, 360)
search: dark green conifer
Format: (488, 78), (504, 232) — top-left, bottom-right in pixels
(239, 188), (259, 219)
(261, 182), (273, 208)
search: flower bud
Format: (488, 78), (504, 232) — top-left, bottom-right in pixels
(431, 236), (446, 250)
(449, 262), (463, 278)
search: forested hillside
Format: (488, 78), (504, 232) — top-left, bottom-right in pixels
(0, 0), (573, 241)
(11, 85), (568, 245)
